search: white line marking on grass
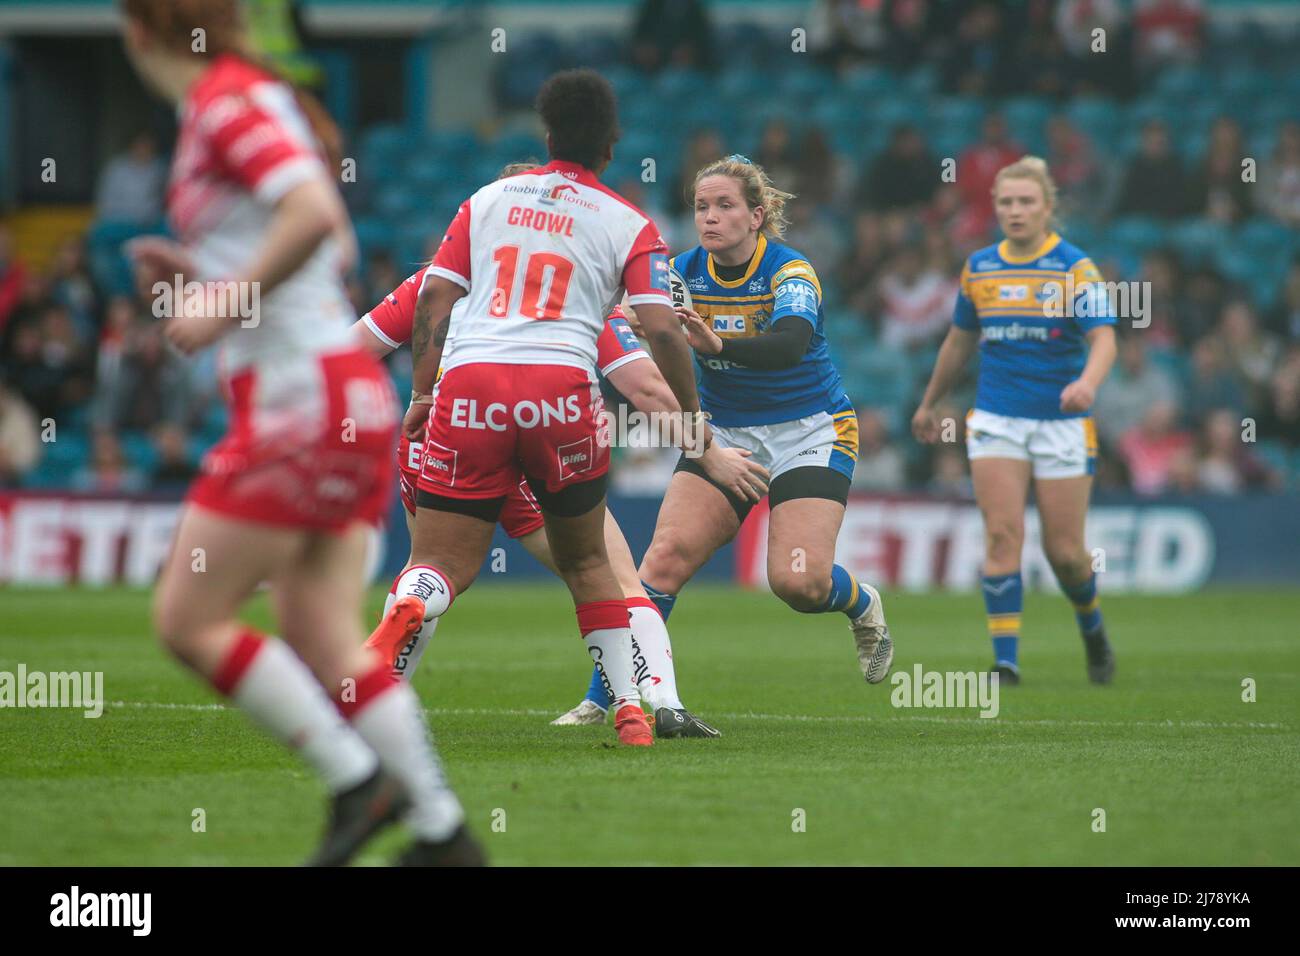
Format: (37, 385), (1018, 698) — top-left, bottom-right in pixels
(107, 701), (1287, 730)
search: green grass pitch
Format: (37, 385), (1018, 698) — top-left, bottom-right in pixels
(1, 584), (1296, 866)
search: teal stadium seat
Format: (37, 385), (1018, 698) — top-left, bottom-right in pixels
(654, 69), (710, 102)
(903, 65), (939, 96)
(1065, 97), (1121, 144)
(1254, 440), (1292, 485)
(931, 97), (988, 143)
(1109, 217), (1168, 258)
(1238, 218), (1296, 260)
(1060, 221), (1096, 251)
(1169, 219), (1222, 267)
(716, 67), (766, 104)
(780, 68), (836, 102)
(352, 216), (391, 257)
(842, 67), (898, 100)
(1154, 65), (1212, 101)
(566, 31), (623, 70)
(425, 129), (480, 167)
(88, 219), (166, 297)
(119, 431), (159, 473)
(1001, 96), (1050, 140)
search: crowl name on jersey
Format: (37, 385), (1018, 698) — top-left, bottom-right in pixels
(423, 159), (672, 372)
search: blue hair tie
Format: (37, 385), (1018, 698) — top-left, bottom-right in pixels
(725, 153), (753, 165)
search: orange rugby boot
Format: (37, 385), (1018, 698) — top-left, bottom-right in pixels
(364, 595), (426, 670)
(614, 704), (654, 747)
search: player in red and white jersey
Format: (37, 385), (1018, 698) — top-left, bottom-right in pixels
(120, 0), (479, 867)
(368, 70), (766, 747)
(356, 261), (731, 737)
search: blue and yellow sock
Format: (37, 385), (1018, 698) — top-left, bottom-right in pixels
(583, 665), (610, 710)
(640, 580), (677, 622)
(583, 581), (678, 709)
(1059, 572), (1103, 636)
(983, 571), (1023, 668)
(818, 564), (873, 619)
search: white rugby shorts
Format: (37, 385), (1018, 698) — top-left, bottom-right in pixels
(965, 408), (1098, 479)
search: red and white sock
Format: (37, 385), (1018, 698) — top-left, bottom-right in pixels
(338, 661), (464, 842)
(382, 576), (440, 681)
(211, 629), (376, 793)
(394, 564), (455, 620)
(577, 600), (639, 710)
(628, 597), (683, 710)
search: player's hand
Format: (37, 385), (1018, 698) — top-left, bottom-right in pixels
(911, 404), (941, 444)
(1060, 379), (1095, 414)
(677, 307), (722, 355)
(126, 236), (194, 301)
(699, 444), (769, 503)
(163, 311), (228, 354)
(403, 399), (432, 441)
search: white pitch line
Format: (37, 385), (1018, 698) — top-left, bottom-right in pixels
(105, 700), (1288, 731)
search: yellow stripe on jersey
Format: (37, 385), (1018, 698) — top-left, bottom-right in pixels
(692, 293), (775, 305)
(996, 232), (1061, 265)
(1071, 258), (1103, 285)
(695, 301), (767, 339)
(707, 234), (767, 288)
(772, 259), (823, 299)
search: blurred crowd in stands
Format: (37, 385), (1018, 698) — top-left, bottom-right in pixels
(2, 0), (1298, 498)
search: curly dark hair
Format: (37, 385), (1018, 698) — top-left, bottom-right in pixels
(535, 69), (620, 171)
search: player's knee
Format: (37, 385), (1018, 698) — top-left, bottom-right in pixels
(770, 572), (831, 613)
(640, 535), (695, 592)
(985, 523), (1024, 562)
(550, 544), (607, 580)
(1046, 542), (1089, 578)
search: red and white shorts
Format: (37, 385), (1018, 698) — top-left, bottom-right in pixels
(397, 434), (544, 538)
(416, 362), (609, 502)
(188, 348), (397, 531)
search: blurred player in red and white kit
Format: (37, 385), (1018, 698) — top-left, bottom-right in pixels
(355, 255), (735, 737)
(119, 0), (480, 866)
(367, 70), (765, 746)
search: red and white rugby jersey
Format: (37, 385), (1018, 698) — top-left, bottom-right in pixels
(423, 159), (671, 372)
(361, 271), (649, 380)
(168, 53), (354, 378)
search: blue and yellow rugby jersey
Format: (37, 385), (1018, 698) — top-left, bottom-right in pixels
(672, 234), (848, 427)
(953, 231), (1116, 420)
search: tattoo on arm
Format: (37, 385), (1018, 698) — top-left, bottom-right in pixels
(412, 292), (433, 368)
(433, 315), (449, 347)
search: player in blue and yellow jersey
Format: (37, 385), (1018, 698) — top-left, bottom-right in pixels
(913, 156), (1118, 685)
(558, 155), (894, 732)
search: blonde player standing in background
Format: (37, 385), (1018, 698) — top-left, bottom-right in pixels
(913, 157), (1118, 685)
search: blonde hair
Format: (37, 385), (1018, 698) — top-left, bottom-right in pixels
(498, 161), (540, 178)
(692, 154), (795, 240)
(992, 155), (1061, 231)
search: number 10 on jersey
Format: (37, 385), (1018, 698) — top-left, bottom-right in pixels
(489, 245), (574, 320)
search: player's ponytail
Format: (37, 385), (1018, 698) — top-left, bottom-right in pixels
(692, 154), (795, 240)
(993, 155), (1062, 232)
(120, 0), (343, 172)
